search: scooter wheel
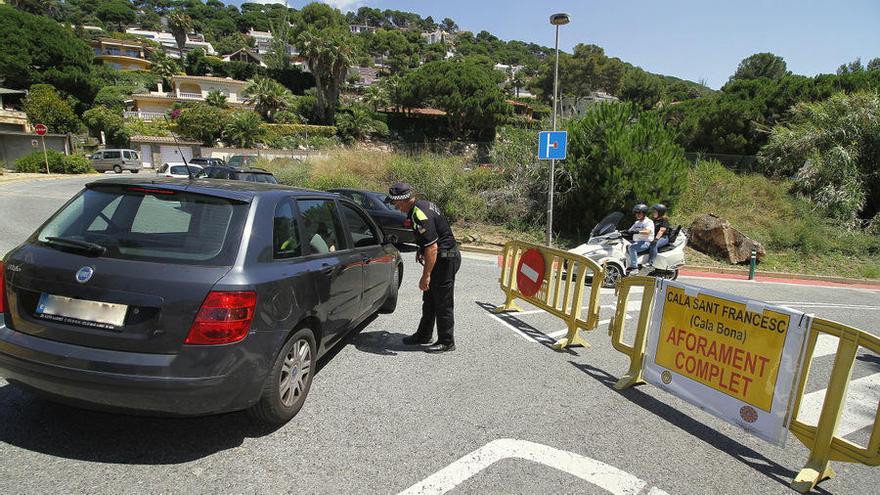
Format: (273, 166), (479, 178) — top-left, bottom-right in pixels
(602, 265), (623, 288)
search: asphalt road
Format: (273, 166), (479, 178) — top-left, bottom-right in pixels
(1, 176), (878, 494)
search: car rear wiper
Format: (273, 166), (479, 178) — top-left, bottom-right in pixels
(44, 236), (107, 255)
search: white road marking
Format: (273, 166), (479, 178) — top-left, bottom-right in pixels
(811, 334), (839, 359)
(797, 373), (880, 437)
(486, 313), (535, 342)
(547, 315), (633, 338)
(398, 438), (671, 495)
(679, 276), (880, 293)
(768, 301), (880, 311)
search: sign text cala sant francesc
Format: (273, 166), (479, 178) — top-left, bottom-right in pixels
(643, 279), (811, 446)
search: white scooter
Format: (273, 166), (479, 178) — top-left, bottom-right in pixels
(568, 212), (687, 288)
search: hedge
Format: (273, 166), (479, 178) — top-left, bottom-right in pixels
(261, 123), (337, 142)
(15, 150), (92, 174)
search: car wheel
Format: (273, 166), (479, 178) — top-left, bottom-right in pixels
(248, 328), (316, 426)
(113, 165), (122, 174)
(131, 169), (139, 174)
(378, 264), (401, 314)
(602, 264), (623, 289)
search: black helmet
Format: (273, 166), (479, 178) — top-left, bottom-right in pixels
(650, 203), (667, 216)
(632, 203), (648, 214)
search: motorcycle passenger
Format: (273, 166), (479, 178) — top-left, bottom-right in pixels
(646, 204), (670, 268)
(626, 204), (654, 274)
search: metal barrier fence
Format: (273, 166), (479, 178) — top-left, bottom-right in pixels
(495, 241), (604, 349)
(607, 277), (880, 492)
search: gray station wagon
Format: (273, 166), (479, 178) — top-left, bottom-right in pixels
(0, 178), (402, 425)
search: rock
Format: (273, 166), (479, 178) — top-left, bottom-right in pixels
(688, 214), (766, 264)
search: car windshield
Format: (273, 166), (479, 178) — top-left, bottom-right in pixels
(36, 185), (249, 265)
(169, 166), (198, 175)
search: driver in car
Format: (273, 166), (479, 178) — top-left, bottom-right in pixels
(626, 204), (654, 275)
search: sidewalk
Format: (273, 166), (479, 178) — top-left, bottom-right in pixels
(0, 172), (95, 184)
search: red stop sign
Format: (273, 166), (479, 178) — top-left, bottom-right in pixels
(516, 248), (546, 297)
(34, 124), (47, 136)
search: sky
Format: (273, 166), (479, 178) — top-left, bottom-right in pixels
(253, 0), (879, 89)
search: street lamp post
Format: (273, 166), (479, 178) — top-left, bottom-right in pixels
(546, 12), (570, 246)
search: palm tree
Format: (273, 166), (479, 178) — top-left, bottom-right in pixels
(363, 85), (388, 112)
(242, 77), (294, 122)
(150, 52), (179, 90)
(206, 90), (228, 108)
(223, 110), (265, 148)
(167, 11), (192, 60)
(296, 28), (355, 123)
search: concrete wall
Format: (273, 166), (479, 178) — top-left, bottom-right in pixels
(0, 132), (70, 169)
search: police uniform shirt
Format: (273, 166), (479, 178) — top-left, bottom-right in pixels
(409, 200), (457, 251)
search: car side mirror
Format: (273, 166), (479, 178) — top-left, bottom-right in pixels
(385, 233), (399, 245)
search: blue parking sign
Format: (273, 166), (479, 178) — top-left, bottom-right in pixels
(537, 131), (567, 160)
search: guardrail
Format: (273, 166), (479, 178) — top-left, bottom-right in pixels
(607, 277), (880, 492)
(495, 241), (604, 349)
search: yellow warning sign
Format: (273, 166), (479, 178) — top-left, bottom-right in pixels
(653, 286), (791, 412)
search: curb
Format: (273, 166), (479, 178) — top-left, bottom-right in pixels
(459, 244), (880, 289)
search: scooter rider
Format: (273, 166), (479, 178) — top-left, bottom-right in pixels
(626, 204), (653, 274)
(646, 204), (670, 268)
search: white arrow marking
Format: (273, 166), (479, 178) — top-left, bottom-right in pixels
(398, 439), (671, 495)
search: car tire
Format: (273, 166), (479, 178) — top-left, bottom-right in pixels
(131, 169), (139, 174)
(113, 165), (122, 174)
(248, 328), (316, 426)
(378, 264), (401, 314)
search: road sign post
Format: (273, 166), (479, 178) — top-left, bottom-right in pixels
(34, 124), (49, 174)
(538, 130), (567, 246)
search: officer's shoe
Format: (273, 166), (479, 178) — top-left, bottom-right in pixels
(402, 333), (432, 345)
(425, 343), (455, 353)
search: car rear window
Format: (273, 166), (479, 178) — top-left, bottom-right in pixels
(169, 165), (196, 175)
(36, 186), (249, 265)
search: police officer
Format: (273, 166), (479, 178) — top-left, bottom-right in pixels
(386, 182), (460, 353)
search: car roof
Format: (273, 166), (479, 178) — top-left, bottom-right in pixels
(85, 177), (336, 202)
(204, 165), (272, 173)
(329, 188), (386, 196)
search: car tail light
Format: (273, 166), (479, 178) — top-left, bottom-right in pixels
(0, 262), (6, 313)
(185, 291), (256, 345)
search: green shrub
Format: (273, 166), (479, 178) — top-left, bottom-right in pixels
(15, 150), (92, 174)
(385, 154), (485, 223)
(558, 102), (689, 238)
(261, 123), (337, 142)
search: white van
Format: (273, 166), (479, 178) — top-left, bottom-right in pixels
(90, 149), (142, 173)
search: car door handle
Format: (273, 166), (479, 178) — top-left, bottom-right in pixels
(320, 263), (335, 276)
(362, 256), (372, 265)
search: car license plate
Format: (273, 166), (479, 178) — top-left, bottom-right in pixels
(36, 293), (127, 330)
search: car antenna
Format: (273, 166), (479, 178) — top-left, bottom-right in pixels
(162, 114), (194, 181)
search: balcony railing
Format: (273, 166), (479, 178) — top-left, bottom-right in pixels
(124, 111), (166, 121)
(177, 92), (203, 100)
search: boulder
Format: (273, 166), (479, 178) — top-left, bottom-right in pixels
(688, 214), (766, 264)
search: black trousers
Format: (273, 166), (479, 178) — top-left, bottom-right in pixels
(416, 253), (461, 344)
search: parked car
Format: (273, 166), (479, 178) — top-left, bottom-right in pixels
(197, 165), (278, 184)
(0, 178), (402, 425)
(225, 155), (257, 168)
(188, 157), (226, 167)
(329, 188), (416, 244)
(155, 162), (203, 178)
(89, 149), (142, 174)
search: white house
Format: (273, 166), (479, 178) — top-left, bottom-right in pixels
(421, 29), (447, 44)
(125, 28), (216, 58)
(127, 75), (253, 120)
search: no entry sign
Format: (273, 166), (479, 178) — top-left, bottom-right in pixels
(516, 248), (546, 297)
(34, 124), (47, 136)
